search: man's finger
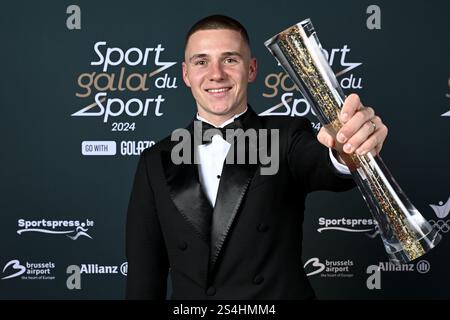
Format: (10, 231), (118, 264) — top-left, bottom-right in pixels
(342, 119), (377, 153)
(317, 127), (335, 148)
(340, 93), (363, 123)
(337, 107), (375, 144)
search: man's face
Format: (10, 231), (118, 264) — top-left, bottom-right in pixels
(183, 29), (257, 120)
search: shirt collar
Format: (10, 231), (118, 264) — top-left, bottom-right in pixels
(196, 107), (248, 128)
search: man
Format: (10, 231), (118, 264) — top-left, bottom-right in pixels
(126, 15), (387, 299)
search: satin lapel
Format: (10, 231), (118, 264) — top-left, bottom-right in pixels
(161, 135), (213, 244)
(209, 108), (263, 274)
(209, 162), (258, 273)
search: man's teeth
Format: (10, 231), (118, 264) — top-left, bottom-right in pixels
(207, 88), (229, 93)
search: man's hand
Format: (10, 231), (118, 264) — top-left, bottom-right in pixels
(317, 94), (388, 161)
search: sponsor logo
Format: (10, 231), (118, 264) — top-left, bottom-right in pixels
(119, 140), (155, 156)
(428, 196), (450, 234)
(66, 262), (127, 290)
(366, 259), (430, 290)
(317, 217), (379, 238)
(416, 260), (431, 274)
(81, 140), (156, 156)
(429, 196), (450, 218)
(17, 218), (94, 240)
(2, 259), (56, 280)
(304, 257), (354, 278)
(78, 263), (127, 275)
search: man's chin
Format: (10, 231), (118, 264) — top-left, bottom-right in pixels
(205, 106), (233, 116)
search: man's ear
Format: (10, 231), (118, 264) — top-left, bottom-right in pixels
(248, 58), (257, 83)
(182, 62), (191, 87)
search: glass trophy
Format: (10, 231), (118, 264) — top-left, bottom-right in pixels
(264, 19), (441, 264)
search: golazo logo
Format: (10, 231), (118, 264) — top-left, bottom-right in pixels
(428, 196), (450, 234)
(317, 217), (379, 238)
(71, 42), (177, 124)
(261, 45), (363, 122)
(17, 219), (94, 240)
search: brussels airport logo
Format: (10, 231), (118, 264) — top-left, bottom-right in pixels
(261, 45), (363, 127)
(366, 260), (430, 290)
(71, 41), (177, 127)
(317, 217), (379, 238)
(66, 262), (127, 290)
(16, 218), (94, 240)
(304, 257), (355, 278)
(1, 259), (56, 280)
(428, 196), (450, 234)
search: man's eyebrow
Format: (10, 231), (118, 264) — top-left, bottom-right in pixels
(188, 51), (243, 63)
(222, 51), (242, 58)
(189, 54), (208, 63)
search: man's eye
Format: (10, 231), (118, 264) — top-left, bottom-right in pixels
(194, 60), (206, 66)
(225, 58), (237, 64)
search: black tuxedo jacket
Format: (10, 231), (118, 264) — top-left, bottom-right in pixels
(126, 108), (355, 300)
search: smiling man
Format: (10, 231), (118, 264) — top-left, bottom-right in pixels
(182, 27), (256, 125)
(126, 15), (388, 300)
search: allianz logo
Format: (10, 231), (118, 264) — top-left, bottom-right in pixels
(75, 263), (127, 275)
(317, 217), (379, 238)
(366, 260), (431, 290)
(66, 262), (127, 290)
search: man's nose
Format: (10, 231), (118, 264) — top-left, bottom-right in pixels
(208, 62), (226, 81)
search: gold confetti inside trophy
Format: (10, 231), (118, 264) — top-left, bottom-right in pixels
(265, 19), (441, 264)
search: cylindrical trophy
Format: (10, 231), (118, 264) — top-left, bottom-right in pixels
(264, 19), (441, 264)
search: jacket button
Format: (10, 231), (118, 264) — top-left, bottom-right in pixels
(253, 275), (264, 285)
(177, 241), (187, 251)
(257, 223), (269, 232)
(206, 286), (216, 296)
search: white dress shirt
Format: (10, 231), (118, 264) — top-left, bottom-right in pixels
(196, 109), (350, 207)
